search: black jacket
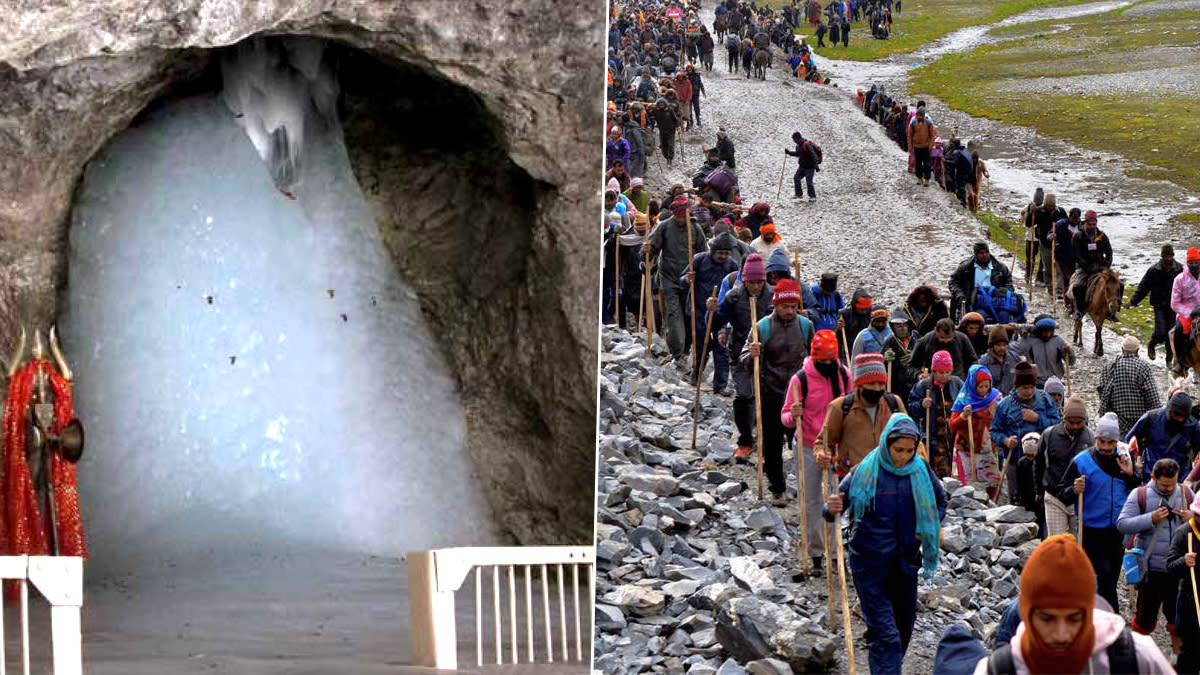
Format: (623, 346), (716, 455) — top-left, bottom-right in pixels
(1034, 422), (1095, 494)
(1130, 259), (1182, 309)
(1072, 228), (1113, 275)
(907, 330), (978, 381)
(786, 140), (820, 170)
(904, 286), (950, 337)
(948, 256), (1014, 304)
(716, 137), (736, 168)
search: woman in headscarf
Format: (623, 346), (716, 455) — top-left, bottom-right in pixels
(950, 364), (1002, 496)
(824, 413), (948, 673)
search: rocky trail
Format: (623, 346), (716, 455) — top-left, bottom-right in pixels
(596, 11), (1183, 672)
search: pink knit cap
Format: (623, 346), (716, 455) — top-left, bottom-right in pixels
(931, 350), (953, 372)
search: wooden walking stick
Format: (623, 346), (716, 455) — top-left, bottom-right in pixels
(967, 408), (977, 483)
(751, 299), (765, 500)
(687, 205), (698, 378)
(776, 150), (788, 201)
(822, 429), (836, 629)
(644, 237), (654, 356)
(693, 286), (720, 449)
(614, 226), (622, 325)
(1077, 488), (1084, 545)
(839, 325), (850, 368)
(1050, 230), (1057, 302)
(1065, 350), (1073, 397)
(997, 445), (1014, 505)
(1189, 524), (1200, 628)
(832, 443), (857, 675)
(792, 381), (811, 577)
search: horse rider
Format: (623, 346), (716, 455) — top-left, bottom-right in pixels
(1068, 210), (1118, 322)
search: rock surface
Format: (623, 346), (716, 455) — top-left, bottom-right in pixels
(0, 0), (603, 544)
(594, 327), (1047, 673)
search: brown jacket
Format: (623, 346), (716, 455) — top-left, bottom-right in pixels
(813, 391), (908, 474)
(909, 116), (936, 150)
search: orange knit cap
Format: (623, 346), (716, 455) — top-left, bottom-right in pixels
(1188, 247), (1200, 263)
(1019, 535), (1096, 674)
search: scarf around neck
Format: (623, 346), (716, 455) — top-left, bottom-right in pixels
(952, 364), (1000, 413)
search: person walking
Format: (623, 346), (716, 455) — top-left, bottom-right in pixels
(1128, 244), (1182, 361)
(1054, 412), (1142, 613)
(1126, 391), (1200, 483)
(644, 195), (708, 366)
(782, 328), (851, 573)
(1013, 315), (1075, 387)
(1098, 335), (1160, 435)
(979, 325), (1020, 395)
(1036, 396), (1094, 538)
(907, 107), (937, 186)
(908, 350), (963, 479)
(682, 231), (740, 391)
(881, 308), (917, 400)
(742, 278), (814, 504)
(991, 362), (1062, 502)
(824, 413), (947, 674)
(908, 317), (978, 381)
(810, 272), (844, 333)
(785, 131), (822, 200)
(949, 364), (1002, 494)
(1166, 491), (1200, 673)
(1117, 458), (1193, 656)
(711, 253), (774, 461)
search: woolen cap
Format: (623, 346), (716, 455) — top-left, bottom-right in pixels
(1122, 335), (1140, 352)
(1169, 391), (1193, 416)
(741, 253), (766, 282)
(988, 325), (1009, 346)
(852, 353), (887, 386)
(773, 279), (802, 305)
(1163, 244), (1174, 258)
(1063, 395), (1087, 420)
(1096, 412), (1121, 440)
(812, 330), (839, 360)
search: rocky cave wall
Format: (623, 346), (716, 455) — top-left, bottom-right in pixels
(0, 0), (604, 545)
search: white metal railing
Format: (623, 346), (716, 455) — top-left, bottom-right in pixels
(408, 546), (593, 670)
(0, 556), (83, 675)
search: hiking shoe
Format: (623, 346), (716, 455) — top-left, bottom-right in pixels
(734, 445), (754, 463)
(1148, 344), (1157, 361)
(809, 196), (817, 201)
(812, 556), (825, 576)
(770, 492), (788, 507)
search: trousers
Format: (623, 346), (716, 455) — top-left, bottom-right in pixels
(793, 167), (816, 198)
(850, 548), (919, 674)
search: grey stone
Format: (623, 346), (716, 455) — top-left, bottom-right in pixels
(718, 481), (745, 499)
(984, 505), (1037, 523)
(596, 603), (628, 632)
(716, 658), (747, 675)
(602, 585), (666, 617)
(730, 557), (775, 594)
(616, 465), (681, 496)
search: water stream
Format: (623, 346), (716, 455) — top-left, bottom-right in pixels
(792, 0), (1198, 273)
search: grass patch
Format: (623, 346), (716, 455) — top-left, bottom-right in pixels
(909, 4), (1200, 191)
(1171, 213), (1200, 227)
(771, 0), (1089, 61)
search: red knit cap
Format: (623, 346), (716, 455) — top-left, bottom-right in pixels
(811, 330), (838, 360)
(1188, 247), (1200, 264)
(852, 353), (887, 386)
(1019, 535), (1096, 674)
(773, 279), (802, 305)
(670, 195), (690, 216)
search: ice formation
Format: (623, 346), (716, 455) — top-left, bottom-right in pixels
(60, 40), (494, 572)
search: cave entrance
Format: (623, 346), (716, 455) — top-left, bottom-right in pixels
(50, 35), (547, 670)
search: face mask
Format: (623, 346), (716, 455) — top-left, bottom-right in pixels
(820, 280), (837, 293)
(1190, 263), (1200, 277)
(860, 388), (884, 405)
(815, 360), (839, 377)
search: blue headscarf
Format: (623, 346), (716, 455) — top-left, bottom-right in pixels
(847, 413), (942, 577)
(951, 363), (1001, 413)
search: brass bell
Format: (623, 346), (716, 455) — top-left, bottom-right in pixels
(57, 419), (85, 463)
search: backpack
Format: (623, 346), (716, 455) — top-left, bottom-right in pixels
(793, 365), (851, 403)
(706, 166), (737, 195)
(985, 626), (1137, 675)
(1125, 483), (1193, 549)
(974, 287), (1027, 324)
(804, 140), (823, 165)
(727, 34), (739, 49)
(640, 126), (657, 155)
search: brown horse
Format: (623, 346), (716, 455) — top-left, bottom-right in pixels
(714, 15), (727, 41)
(753, 49), (769, 80)
(1072, 269), (1121, 356)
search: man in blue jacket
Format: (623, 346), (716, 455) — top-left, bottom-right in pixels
(809, 272), (843, 333)
(991, 361), (1062, 502)
(1055, 412), (1142, 612)
(682, 232), (740, 392)
(1126, 391), (1200, 483)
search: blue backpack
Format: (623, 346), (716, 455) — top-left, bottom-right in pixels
(973, 287), (1026, 324)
